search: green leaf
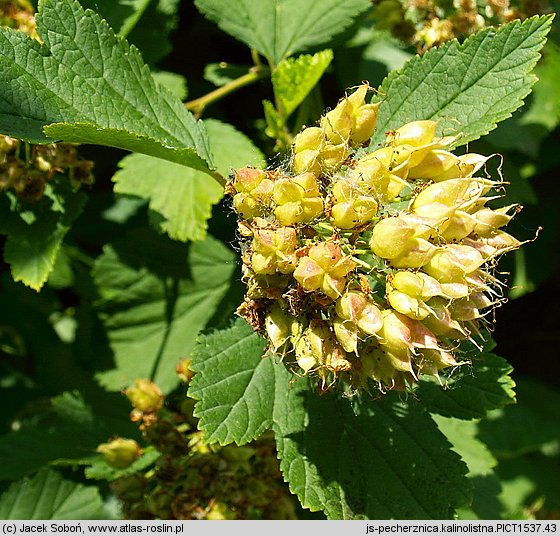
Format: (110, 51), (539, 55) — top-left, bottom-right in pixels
(195, 0), (371, 65)
(432, 416), (497, 477)
(126, 0), (180, 65)
(93, 230), (236, 393)
(204, 63), (252, 87)
(370, 16), (553, 148)
(418, 353), (516, 420)
(0, 179), (86, 291)
(273, 50), (333, 118)
(188, 319), (274, 445)
(0, 0), (212, 172)
(0, 391), (139, 480)
(478, 378), (560, 457)
(152, 71), (188, 101)
(263, 100), (284, 141)
(113, 119), (265, 242)
(0, 469), (105, 519)
(85, 447), (160, 481)
(496, 454), (560, 518)
(188, 323), (471, 518)
(274, 387), (471, 519)
(78, 0), (152, 36)
(77, 0), (181, 64)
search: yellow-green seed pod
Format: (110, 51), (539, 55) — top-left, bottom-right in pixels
(265, 304), (291, 349)
(391, 271), (443, 299)
(352, 102), (380, 145)
(273, 173), (324, 225)
(431, 153), (489, 182)
(472, 206), (516, 235)
(407, 150), (459, 179)
(292, 148), (322, 175)
(319, 142), (349, 171)
(419, 348), (458, 376)
(125, 379), (163, 413)
(293, 126), (324, 153)
(387, 290), (430, 320)
(331, 196), (378, 229)
(424, 244), (484, 283)
(97, 438), (141, 469)
(391, 120), (437, 147)
(320, 98), (354, 144)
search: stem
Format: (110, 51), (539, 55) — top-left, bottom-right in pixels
(351, 256), (373, 271)
(185, 66), (269, 117)
(250, 48), (262, 68)
(209, 169), (227, 187)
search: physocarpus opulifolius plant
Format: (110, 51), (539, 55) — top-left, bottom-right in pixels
(228, 84), (522, 395)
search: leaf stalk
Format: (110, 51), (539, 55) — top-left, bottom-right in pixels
(185, 66), (269, 117)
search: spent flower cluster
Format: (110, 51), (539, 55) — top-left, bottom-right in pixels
(0, 136), (95, 202)
(373, 0), (550, 50)
(98, 371), (296, 520)
(229, 84), (521, 393)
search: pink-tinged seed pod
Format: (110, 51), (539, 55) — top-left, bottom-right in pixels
(294, 242), (356, 299)
(333, 291), (383, 351)
(251, 227), (298, 275)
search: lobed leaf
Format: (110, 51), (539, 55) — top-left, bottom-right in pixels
(113, 120), (265, 242)
(370, 15), (553, 147)
(93, 231), (236, 393)
(477, 378), (560, 457)
(0, 469), (105, 519)
(274, 386), (472, 519)
(0, 0), (212, 172)
(272, 50), (333, 118)
(187, 318), (473, 518)
(0, 179), (86, 291)
(418, 353), (516, 420)
(194, 0), (371, 65)
(432, 416), (497, 478)
(188, 319), (275, 445)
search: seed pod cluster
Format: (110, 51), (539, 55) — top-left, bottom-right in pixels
(373, 0), (550, 51)
(109, 377), (296, 520)
(230, 84), (521, 393)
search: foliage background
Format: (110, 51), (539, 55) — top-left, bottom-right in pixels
(0, 0), (559, 520)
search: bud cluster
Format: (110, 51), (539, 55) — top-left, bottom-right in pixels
(0, 136), (94, 202)
(230, 84), (522, 393)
